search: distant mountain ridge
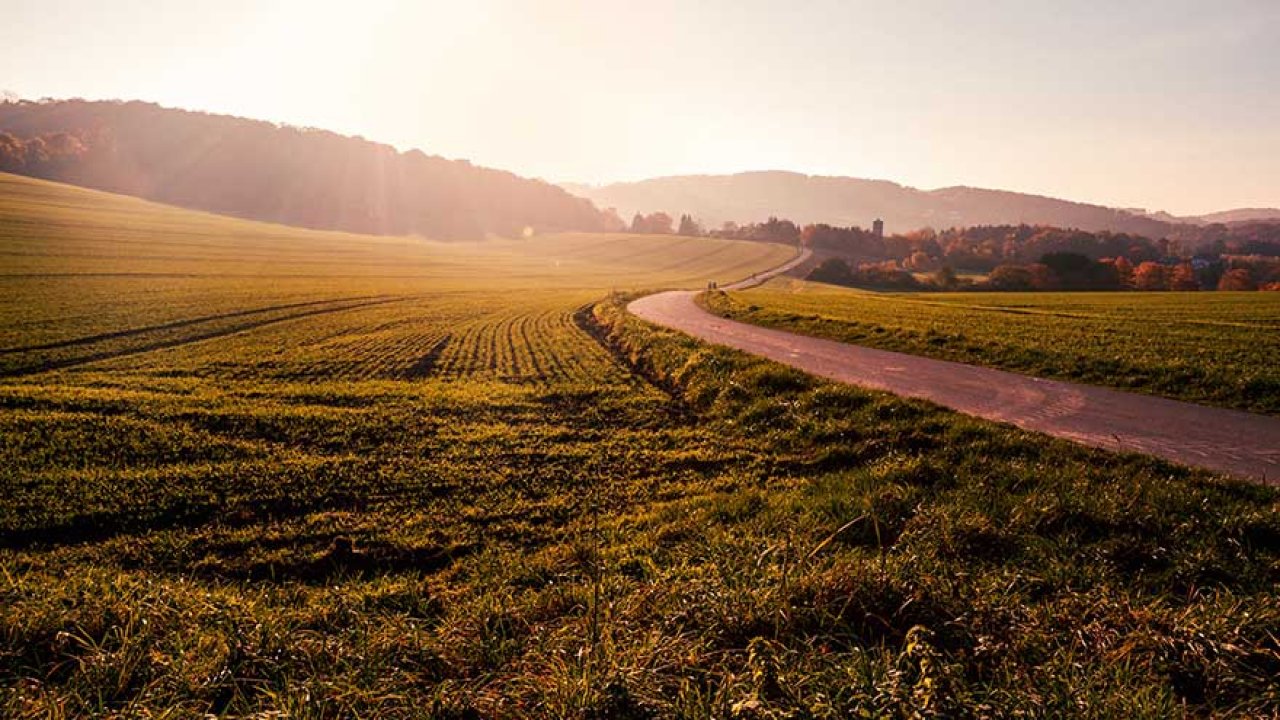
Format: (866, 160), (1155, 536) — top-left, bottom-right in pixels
(565, 171), (1196, 236)
(0, 99), (608, 240)
(1179, 208), (1280, 226)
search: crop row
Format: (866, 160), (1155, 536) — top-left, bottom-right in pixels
(431, 304), (621, 383)
(68, 291), (625, 385)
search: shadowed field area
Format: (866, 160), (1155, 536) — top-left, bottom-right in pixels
(2, 174), (1279, 717)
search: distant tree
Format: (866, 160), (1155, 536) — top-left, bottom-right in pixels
(933, 265), (959, 291)
(904, 227), (940, 247)
(1111, 256), (1134, 288)
(1259, 260), (1280, 286)
(754, 217), (802, 244)
(1168, 262), (1199, 291)
(44, 132), (85, 156)
(630, 213), (646, 233)
(647, 212), (674, 235)
(601, 207), (627, 232)
(1126, 242), (1160, 264)
(1027, 263), (1058, 290)
(849, 261), (922, 290)
(1038, 251), (1120, 290)
(1217, 268), (1257, 291)
(906, 250), (933, 270)
(986, 264), (1037, 291)
(807, 258), (854, 286)
(1132, 262), (1169, 291)
(677, 213), (702, 236)
(1039, 251), (1088, 275)
(1195, 258), (1225, 290)
(0, 132), (25, 170)
(800, 223), (881, 255)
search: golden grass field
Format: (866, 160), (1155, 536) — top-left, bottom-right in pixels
(2, 173), (1278, 717)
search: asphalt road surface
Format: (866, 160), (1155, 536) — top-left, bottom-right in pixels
(630, 284), (1280, 485)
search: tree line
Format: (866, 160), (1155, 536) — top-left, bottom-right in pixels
(616, 205), (1280, 291)
(624, 212), (703, 236)
(809, 249), (1278, 292)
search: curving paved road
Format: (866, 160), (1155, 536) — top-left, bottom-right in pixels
(718, 247), (814, 289)
(630, 276), (1280, 484)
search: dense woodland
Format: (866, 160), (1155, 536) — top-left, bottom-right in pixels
(0, 99), (610, 240)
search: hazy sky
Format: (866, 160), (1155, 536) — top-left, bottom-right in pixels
(3, 0), (1278, 214)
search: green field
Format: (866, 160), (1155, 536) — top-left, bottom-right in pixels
(0, 172), (789, 374)
(703, 278), (1280, 414)
(2, 174), (1279, 717)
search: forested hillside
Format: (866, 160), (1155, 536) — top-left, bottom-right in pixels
(0, 99), (609, 240)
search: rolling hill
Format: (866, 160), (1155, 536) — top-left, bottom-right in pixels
(0, 99), (610, 240)
(0, 170), (791, 369)
(565, 170), (1183, 236)
(1130, 207), (1280, 226)
(1188, 208), (1280, 226)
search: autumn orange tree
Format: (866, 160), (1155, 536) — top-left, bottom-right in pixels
(1169, 262), (1200, 290)
(1111, 256), (1135, 288)
(1132, 261), (1169, 290)
(1217, 268), (1257, 291)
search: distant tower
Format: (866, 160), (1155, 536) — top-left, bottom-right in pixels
(872, 218), (884, 238)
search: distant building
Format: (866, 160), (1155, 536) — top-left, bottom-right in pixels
(872, 218), (884, 238)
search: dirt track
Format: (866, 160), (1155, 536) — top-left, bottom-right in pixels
(629, 284), (1280, 484)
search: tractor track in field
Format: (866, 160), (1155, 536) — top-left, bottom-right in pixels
(0, 296), (394, 354)
(1, 296), (411, 377)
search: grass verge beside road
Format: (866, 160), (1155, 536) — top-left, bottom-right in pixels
(701, 279), (1280, 414)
